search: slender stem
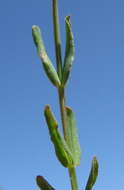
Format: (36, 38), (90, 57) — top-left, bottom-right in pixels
(52, 0), (62, 80)
(52, 1), (79, 190)
(58, 87), (68, 140)
(58, 87), (79, 190)
(68, 168), (79, 190)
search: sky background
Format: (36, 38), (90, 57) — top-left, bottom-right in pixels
(0, 0), (124, 190)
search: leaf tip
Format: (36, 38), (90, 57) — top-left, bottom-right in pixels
(44, 104), (50, 111)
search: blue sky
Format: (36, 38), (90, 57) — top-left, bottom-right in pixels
(0, 0), (124, 190)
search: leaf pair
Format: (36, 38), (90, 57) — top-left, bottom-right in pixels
(36, 156), (99, 190)
(32, 16), (74, 88)
(44, 105), (81, 168)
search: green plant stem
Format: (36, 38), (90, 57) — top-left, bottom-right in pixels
(52, 1), (79, 190)
(52, 0), (62, 80)
(58, 87), (68, 140)
(58, 87), (79, 190)
(68, 168), (79, 190)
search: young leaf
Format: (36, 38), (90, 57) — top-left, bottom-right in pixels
(65, 107), (81, 166)
(44, 105), (74, 168)
(36, 176), (55, 190)
(85, 157), (99, 190)
(62, 16), (74, 86)
(32, 25), (61, 88)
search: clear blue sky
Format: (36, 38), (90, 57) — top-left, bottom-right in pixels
(0, 0), (124, 190)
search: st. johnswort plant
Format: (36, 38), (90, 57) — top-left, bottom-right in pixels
(32, 1), (99, 190)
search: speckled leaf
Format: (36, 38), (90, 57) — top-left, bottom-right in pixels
(36, 176), (55, 190)
(44, 105), (74, 168)
(85, 157), (99, 190)
(32, 25), (61, 87)
(62, 16), (74, 86)
(65, 107), (81, 166)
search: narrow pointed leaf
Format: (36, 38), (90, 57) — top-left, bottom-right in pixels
(62, 16), (74, 86)
(44, 105), (74, 168)
(32, 25), (61, 87)
(85, 157), (99, 190)
(65, 106), (81, 166)
(36, 176), (55, 190)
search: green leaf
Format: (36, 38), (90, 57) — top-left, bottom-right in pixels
(32, 25), (61, 88)
(62, 16), (74, 86)
(36, 176), (55, 190)
(44, 105), (74, 168)
(85, 157), (99, 190)
(65, 107), (81, 166)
